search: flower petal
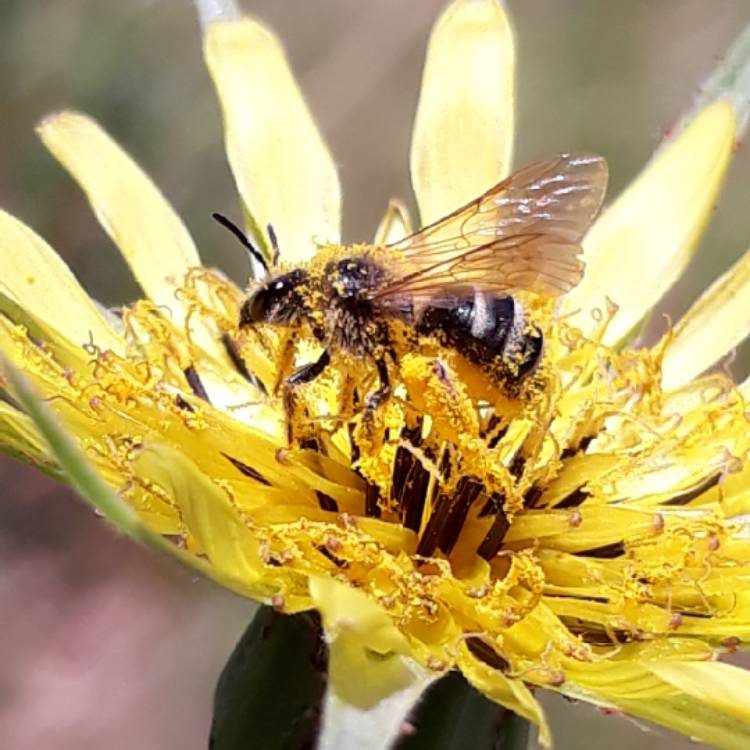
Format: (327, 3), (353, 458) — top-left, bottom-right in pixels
(560, 681), (750, 750)
(373, 199), (413, 246)
(661, 244), (750, 388)
(204, 17), (341, 263)
(134, 443), (275, 599)
(648, 661), (750, 725)
(311, 577), (434, 750)
(193, 0), (240, 28)
(561, 101), (736, 344)
(0, 209), (123, 353)
(37, 112), (203, 332)
(0, 401), (57, 475)
(310, 576), (411, 659)
(685, 21), (750, 137)
(3, 360), (259, 597)
(410, 0), (514, 225)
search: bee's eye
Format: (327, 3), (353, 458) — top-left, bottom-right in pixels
(239, 270), (308, 327)
(240, 288), (271, 326)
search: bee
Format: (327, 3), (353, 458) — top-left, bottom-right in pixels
(224, 153), (608, 437)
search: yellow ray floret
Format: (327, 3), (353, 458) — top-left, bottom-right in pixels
(4, 2), (750, 746)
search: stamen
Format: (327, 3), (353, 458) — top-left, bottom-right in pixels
(569, 627), (627, 647)
(438, 478), (483, 555)
(523, 485), (543, 509)
(365, 482), (382, 518)
(315, 490), (338, 512)
(465, 636), (510, 673)
(560, 435), (595, 460)
(221, 333), (267, 394)
(509, 453), (526, 479)
(577, 541), (626, 559)
(662, 473), (720, 506)
(555, 487), (589, 509)
(486, 422), (508, 450)
(477, 504), (510, 561)
(401, 460), (431, 533)
(391, 421), (432, 532)
(416, 477), (483, 557)
(222, 452), (271, 486)
(350, 424), (382, 517)
(416, 493), (448, 558)
(175, 394), (195, 412)
(391, 424), (423, 504)
(317, 545), (349, 568)
(184, 364), (210, 402)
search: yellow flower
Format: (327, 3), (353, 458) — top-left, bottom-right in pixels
(3, 1), (750, 747)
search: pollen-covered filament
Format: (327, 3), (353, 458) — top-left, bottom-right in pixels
(4, 265), (750, 690)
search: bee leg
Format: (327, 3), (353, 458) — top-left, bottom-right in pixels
(273, 331), (297, 396)
(363, 358), (391, 417)
(283, 349), (331, 445)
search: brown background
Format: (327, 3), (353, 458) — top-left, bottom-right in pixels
(1, 1), (750, 748)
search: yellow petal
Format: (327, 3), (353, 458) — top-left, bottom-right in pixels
(411, 0), (514, 225)
(687, 22), (750, 136)
(661, 244), (750, 388)
(4, 359), (262, 599)
(204, 18), (341, 263)
(0, 209), (123, 353)
(37, 112), (203, 333)
(134, 444), (275, 599)
(560, 683), (750, 750)
(647, 660), (750, 725)
(0, 401), (56, 474)
(311, 576), (434, 750)
(561, 101), (736, 344)
(373, 199), (413, 246)
(310, 576), (411, 658)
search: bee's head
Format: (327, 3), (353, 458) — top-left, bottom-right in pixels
(240, 269), (308, 328)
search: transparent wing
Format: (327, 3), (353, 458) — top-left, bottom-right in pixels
(374, 153), (608, 307)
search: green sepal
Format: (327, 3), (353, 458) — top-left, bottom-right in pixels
(395, 671), (532, 750)
(210, 606), (327, 750)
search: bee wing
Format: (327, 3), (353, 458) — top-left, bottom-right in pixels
(373, 153), (608, 308)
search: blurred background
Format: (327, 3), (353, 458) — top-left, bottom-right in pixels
(1, 1), (750, 748)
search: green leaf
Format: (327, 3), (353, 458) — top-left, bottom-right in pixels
(395, 672), (532, 750)
(210, 606), (327, 750)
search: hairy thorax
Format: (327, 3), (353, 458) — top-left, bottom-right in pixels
(303, 246), (393, 356)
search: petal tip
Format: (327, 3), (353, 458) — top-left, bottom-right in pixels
(35, 109), (77, 134)
(411, 0), (515, 224)
(688, 21), (750, 137)
(35, 111), (99, 149)
(193, 0), (241, 30)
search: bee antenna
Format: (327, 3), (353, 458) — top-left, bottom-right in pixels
(267, 223), (280, 266)
(212, 212), (269, 274)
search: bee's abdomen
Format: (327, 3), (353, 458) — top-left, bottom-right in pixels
(416, 295), (542, 383)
